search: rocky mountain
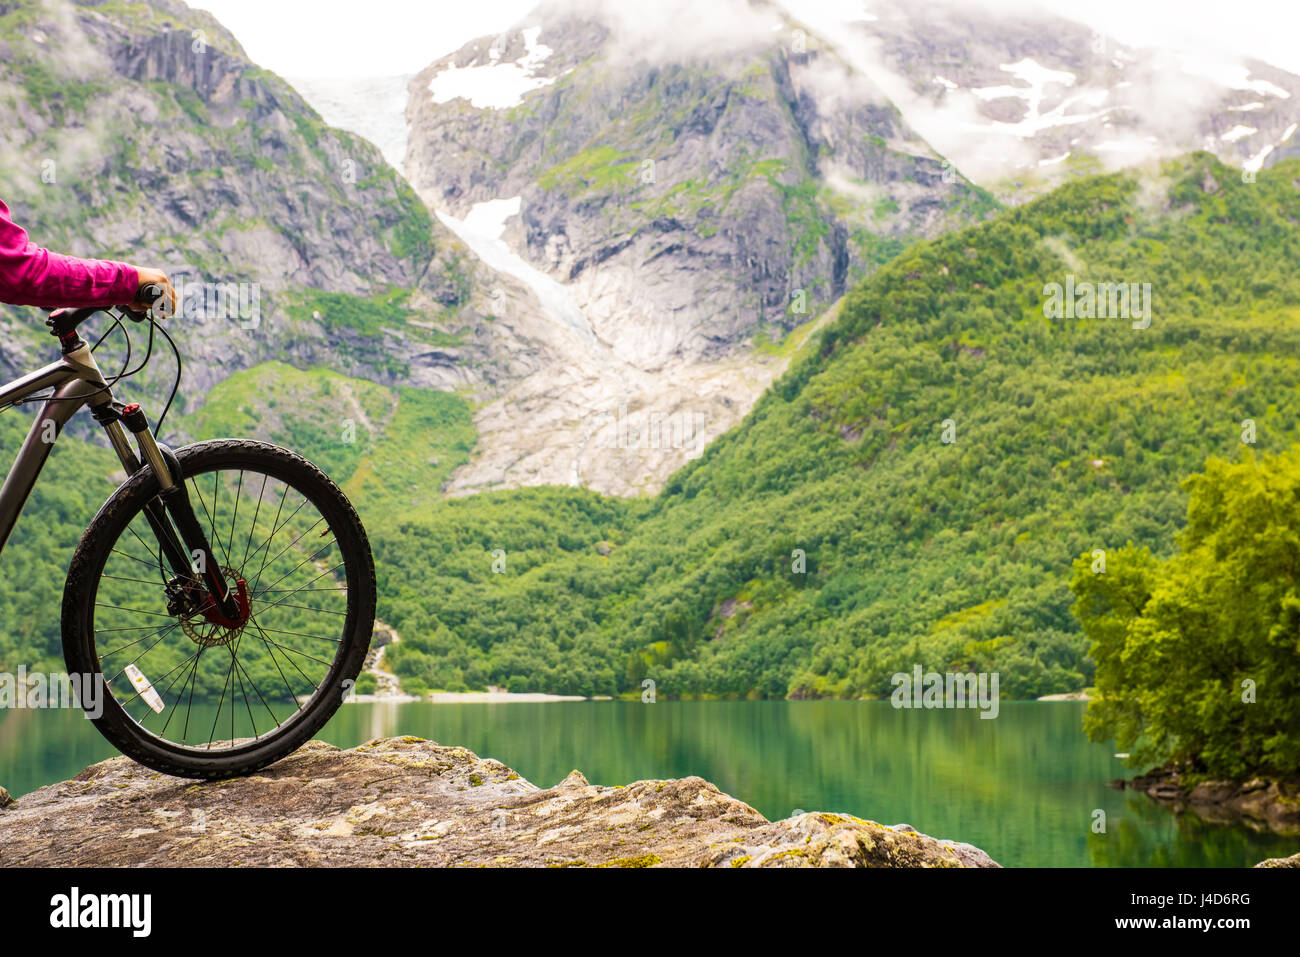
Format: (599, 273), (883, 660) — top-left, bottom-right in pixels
(0, 0), (528, 411)
(389, 0), (1300, 497)
(401, 2), (998, 495)
(806, 0), (1300, 197)
(406, 9), (993, 363)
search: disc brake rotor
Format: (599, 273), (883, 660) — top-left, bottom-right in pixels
(172, 566), (250, 648)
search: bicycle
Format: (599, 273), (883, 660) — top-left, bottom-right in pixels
(0, 287), (375, 778)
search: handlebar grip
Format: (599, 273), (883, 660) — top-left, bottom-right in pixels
(123, 282), (170, 323)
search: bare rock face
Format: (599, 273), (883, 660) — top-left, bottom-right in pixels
(0, 0), (505, 400)
(0, 737), (998, 868)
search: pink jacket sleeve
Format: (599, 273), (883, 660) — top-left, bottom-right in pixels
(0, 197), (139, 309)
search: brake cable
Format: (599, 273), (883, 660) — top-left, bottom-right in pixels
(151, 313), (183, 436)
(6, 304), (183, 437)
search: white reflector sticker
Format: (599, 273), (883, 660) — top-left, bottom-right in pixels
(125, 663), (165, 714)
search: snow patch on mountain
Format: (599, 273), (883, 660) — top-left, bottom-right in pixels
(967, 59), (1111, 141)
(972, 58), (1076, 98)
(428, 25), (556, 108)
(1178, 55), (1291, 98)
(436, 197), (595, 344)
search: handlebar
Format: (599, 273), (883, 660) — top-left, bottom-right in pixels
(45, 283), (170, 352)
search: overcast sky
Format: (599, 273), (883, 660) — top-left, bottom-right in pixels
(194, 0), (1300, 79)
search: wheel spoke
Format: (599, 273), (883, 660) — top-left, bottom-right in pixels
(158, 650), (203, 737)
(227, 470), (244, 565)
(110, 547), (170, 573)
(250, 562), (346, 614)
(207, 634), (238, 748)
(241, 472), (270, 570)
(259, 601), (346, 617)
(248, 619), (335, 670)
(250, 624), (343, 644)
(253, 537), (336, 598)
(100, 620), (183, 673)
(250, 490), (309, 595)
(189, 474), (235, 574)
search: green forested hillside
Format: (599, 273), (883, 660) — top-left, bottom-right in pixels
(3, 153), (1298, 701)
(373, 153), (1300, 698)
(187, 361), (477, 517)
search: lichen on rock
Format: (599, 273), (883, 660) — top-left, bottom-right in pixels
(1255, 851), (1300, 868)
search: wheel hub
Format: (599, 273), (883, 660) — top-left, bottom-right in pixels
(170, 567), (251, 647)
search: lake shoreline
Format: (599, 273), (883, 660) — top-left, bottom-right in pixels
(1114, 764), (1300, 835)
(345, 691), (1097, 704)
(5, 699), (1291, 865)
(345, 690), (590, 704)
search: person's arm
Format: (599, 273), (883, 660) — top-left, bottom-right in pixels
(0, 197), (172, 312)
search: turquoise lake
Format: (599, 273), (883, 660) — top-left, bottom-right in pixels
(2, 699), (1296, 867)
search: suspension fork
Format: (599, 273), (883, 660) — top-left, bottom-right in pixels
(95, 402), (243, 621)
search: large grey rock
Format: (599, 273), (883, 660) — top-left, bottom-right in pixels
(0, 737), (999, 868)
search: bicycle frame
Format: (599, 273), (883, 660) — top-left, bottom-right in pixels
(0, 351), (124, 555)
(0, 327), (243, 622)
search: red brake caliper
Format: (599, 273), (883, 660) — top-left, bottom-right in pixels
(201, 577), (251, 629)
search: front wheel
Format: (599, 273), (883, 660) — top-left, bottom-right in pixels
(62, 439), (376, 778)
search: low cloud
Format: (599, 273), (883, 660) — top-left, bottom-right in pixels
(557, 0), (786, 62)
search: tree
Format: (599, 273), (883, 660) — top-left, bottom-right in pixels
(1071, 447), (1300, 779)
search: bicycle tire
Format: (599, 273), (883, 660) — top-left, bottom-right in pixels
(62, 439), (376, 778)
